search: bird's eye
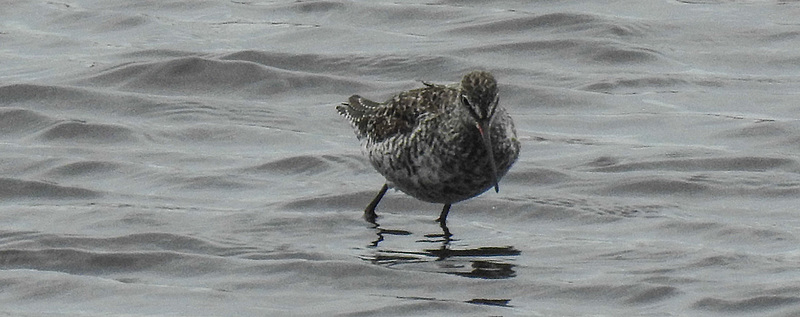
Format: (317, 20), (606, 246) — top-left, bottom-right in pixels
(488, 96), (499, 118)
(461, 95), (481, 119)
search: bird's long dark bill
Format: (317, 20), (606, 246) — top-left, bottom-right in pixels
(477, 121), (500, 193)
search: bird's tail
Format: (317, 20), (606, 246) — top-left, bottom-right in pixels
(337, 95), (380, 124)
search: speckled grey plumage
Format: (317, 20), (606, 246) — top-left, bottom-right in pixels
(337, 71), (520, 228)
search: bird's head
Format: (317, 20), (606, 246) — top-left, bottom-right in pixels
(459, 71), (499, 123)
(459, 71), (501, 193)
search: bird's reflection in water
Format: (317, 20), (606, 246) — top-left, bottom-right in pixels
(363, 217), (520, 280)
(367, 219), (412, 248)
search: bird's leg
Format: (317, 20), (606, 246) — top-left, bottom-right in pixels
(436, 204), (452, 238)
(364, 183), (389, 224)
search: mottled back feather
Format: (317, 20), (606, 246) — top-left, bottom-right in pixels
(337, 84), (456, 142)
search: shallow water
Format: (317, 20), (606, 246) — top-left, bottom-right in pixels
(2, 0), (800, 316)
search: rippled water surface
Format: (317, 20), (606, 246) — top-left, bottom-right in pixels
(2, 1), (800, 316)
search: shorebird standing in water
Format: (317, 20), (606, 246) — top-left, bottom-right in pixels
(337, 71), (520, 235)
